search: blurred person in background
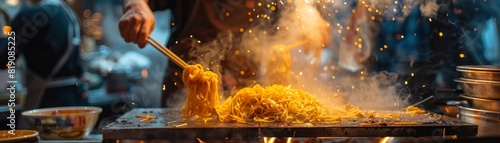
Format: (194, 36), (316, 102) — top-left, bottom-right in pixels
(0, 0), (89, 111)
(320, 0), (500, 112)
(118, 0), (332, 107)
(366, 0), (500, 110)
(0, 2), (12, 95)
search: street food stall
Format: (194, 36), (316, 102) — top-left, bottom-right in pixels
(1, 0), (500, 143)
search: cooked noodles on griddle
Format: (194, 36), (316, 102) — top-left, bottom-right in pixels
(216, 84), (338, 123)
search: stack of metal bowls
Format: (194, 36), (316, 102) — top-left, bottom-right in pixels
(455, 65), (500, 136)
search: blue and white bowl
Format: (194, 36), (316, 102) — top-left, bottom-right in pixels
(21, 106), (102, 140)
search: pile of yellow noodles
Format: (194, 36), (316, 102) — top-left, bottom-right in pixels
(181, 64), (219, 121)
(215, 84), (337, 123)
(180, 65), (416, 123)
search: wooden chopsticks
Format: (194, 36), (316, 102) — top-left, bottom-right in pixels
(147, 37), (188, 69)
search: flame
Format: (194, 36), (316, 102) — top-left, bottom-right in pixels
(379, 137), (392, 143)
(263, 137), (277, 143)
(269, 137), (277, 143)
(287, 137), (293, 143)
(197, 138), (205, 143)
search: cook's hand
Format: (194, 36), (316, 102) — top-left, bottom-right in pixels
(119, 0), (155, 48)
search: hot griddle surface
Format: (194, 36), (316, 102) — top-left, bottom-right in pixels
(102, 108), (477, 140)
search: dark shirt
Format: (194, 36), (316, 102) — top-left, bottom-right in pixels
(0, 3), (83, 79)
(148, 0), (271, 62)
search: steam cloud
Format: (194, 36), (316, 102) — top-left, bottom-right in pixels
(182, 0), (422, 110)
(419, 0), (440, 18)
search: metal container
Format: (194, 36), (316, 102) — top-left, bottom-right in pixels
(461, 95), (500, 112)
(454, 78), (500, 99)
(457, 65), (500, 72)
(456, 68), (500, 81)
(458, 106), (500, 136)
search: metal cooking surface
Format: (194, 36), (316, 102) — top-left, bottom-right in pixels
(102, 108), (477, 140)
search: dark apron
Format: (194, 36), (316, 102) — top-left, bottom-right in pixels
(23, 0), (81, 111)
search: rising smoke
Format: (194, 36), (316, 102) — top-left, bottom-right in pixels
(419, 0), (440, 17)
(183, 0), (449, 110)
